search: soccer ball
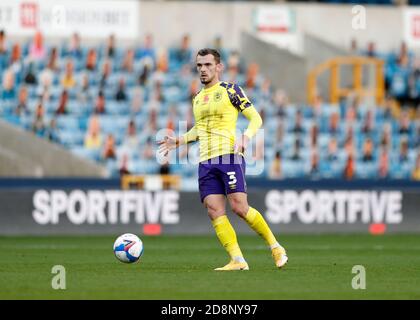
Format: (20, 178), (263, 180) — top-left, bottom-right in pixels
(113, 233), (144, 263)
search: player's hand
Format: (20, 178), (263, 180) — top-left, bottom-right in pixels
(234, 135), (249, 155)
(157, 135), (178, 156)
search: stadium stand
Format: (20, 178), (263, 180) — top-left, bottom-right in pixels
(0, 30), (419, 180)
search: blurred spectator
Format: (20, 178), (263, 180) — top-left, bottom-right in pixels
(9, 43), (22, 73)
(329, 112), (340, 134)
(269, 151), (282, 179)
(362, 138), (374, 162)
(343, 154), (355, 180)
(46, 118), (59, 143)
(137, 34), (156, 66)
(309, 150), (320, 177)
(309, 123), (318, 148)
(47, 47), (59, 71)
(102, 134), (117, 160)
(121, 48), (135, 73)
(380, 122), (392, 149)
(259, 78), (273, 104)
(77, 73), (92, 105)
(366, 41), (377, 58)
(149, 81), (164, 107)
(361, 110), (374, 134)
(159, 159), (171, 175)
(412, 153), (420, 180)
(31, 103), (46, 137)
(397, 42), (410, 67)
(130, 86), (144, 114)
(1, 68), (15, 99)
(84, 115), (102, 150)
(227, 50), (241, 74)
(349, 38), (358, 55)
(0, 30), (7, 73)
(68, 32), (83, 59)
(345, 103), (358, 124)
(138, 64), (150, 86)
(326, 137), (338, 161)
(312, 94), (323, 118)
(123, 119), (139, 149)
(211, 35), (227, 63)
(119, 154), (131, 176)
(166, 104), (178, 133)
(274, 89), (287, 118)
(85, 48), (97, 71)
(143, 137), (154, 160)
(99, 59), (112, 88)
(0, 29), (6, 54)
(245, 63), (259, 90)
(415, 109), (420, 147)
(398, 109), (411, 134)
(156, 49), (169, 73)
(344, 130), (356, 158)
(407, 72), (420, 107)
(55, 90), (69, 115)
(178, 63), (193, 89)
(143, 109), (158, 138)
(382, 96), (394, 119)
(38, 66), (54, 99)
(106, 34), (116, 58)
(61, 60), (76, 89)
(292, 110), (304, 134)
(24, 62), (37, 85)
(15, 86), (29, 115)
(115, 78), (127, 101)
(94, 91), (106, 114)
(399, 139), (409, 163)
(378, 147), (389, 178)
(189, 78), (200, 101)
(290, 138), (302, 161)
(226, 63), (239, 83)
(173, 34), (192, 66)
(275, 118), (284, 146)
(29, 31), (47, 61)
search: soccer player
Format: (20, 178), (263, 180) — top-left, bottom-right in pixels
(158, 48), (287, 271)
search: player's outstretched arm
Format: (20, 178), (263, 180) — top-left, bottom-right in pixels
(157, 125), (198, 156)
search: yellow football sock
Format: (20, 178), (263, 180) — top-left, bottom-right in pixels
(244, 207), (278, 248)
(211, 215), (244, 261)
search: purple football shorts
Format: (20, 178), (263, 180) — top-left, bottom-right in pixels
(198, 153), (247, 203)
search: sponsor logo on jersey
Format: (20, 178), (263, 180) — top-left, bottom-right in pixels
(214, 91), (222, 102)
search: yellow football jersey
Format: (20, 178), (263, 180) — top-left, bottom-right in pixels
(182, 81), (262, 162)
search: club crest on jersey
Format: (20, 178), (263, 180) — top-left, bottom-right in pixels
(214, 91), (222, 102)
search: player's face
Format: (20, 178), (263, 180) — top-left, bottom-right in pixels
(196, 54), (221, 85)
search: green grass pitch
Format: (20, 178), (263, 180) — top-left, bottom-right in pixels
(0, 234), (419, 299)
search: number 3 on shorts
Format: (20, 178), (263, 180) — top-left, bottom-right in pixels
(227, 171), (237, 185)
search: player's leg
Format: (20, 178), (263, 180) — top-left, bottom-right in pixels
(199, 161), (248, 271)
(220, 153), (287, 268)
(220, 153), (276, 246)
(203, 194), (248, 270)
(227, 192), (288, 268)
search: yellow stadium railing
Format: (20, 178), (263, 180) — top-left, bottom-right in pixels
(307, 56), (385, 106)
(121, 174), (181, 190)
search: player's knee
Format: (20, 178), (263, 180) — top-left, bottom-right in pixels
(205, 203), (225, 219)
(230, 201), (248, 219)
